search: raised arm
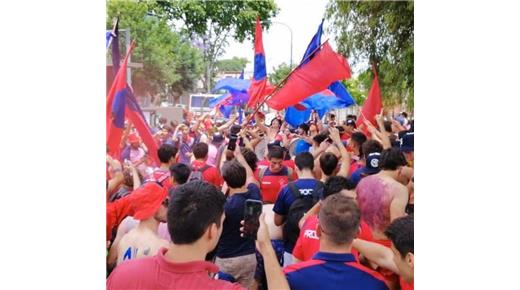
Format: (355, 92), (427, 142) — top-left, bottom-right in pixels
(375, 111), (392, 149)
(234, 144), (255, 185)
(329, 127), (351, 177)
(128, 164), (141, 190)
(107, 155), (124, 195)
(217, 115), (238, 132)
(192, 113), (208, 133)
(246, 214), (290, 290)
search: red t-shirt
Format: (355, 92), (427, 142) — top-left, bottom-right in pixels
(401, 278), (414, 290)
(254, 163), (297, 203)
(191, 160), (223, 188)
(292, 215), (373, 261)
(107, 248), (244, 290)
(149, 168), (173, 191)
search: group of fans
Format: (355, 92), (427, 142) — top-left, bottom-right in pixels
(106, 108), (414, 290)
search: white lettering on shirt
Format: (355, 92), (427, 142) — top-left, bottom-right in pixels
(299, 188), (314, 196)
(303, 230), (319, 240)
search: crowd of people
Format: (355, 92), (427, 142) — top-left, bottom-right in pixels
(106, 108), (414, 290)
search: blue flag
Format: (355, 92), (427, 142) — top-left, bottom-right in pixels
(285, 20), (355, 127)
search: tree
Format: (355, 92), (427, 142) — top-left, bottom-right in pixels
(268, 63), (295, 86)
(215, 57), (249, 73)
(156, 0), (279, 92)
(326, 1), (413, 110)
(107, 0), (204, 100)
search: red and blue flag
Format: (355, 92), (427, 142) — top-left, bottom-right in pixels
(247, 17), (274, 109)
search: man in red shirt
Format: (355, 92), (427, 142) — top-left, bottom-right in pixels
(107, 181), (290, 290)
(347, 132), (367, 176)
(255, 146), (296, 203)
(190, 142), (223, 187)
(147, 144), (178, 190)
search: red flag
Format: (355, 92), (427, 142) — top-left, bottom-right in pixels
(266, 41), (351, 110)
(106, 43), (135, 159)
(125, 89), (161, 166)
(247, 17), (270, 109)
(356, 69), (382, 128)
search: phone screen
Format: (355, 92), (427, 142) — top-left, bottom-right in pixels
(243, 199), (262, 239)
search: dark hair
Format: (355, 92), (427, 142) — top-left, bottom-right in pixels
(240, 147), (258, 172)
(268, 145), (284, 160)
(401, 112), (408, 118)
(324, 176), (355, 198)
(383, 121), (392, 133)
(167, 181), (226, 244)
(319, 152), (339, 176)
(313, 132), (329, 146)
(380, 148), (408, 170)
(384, 214), (414, 258)
(329, 113), (336, 119)
(347, 114), (357, 121)
(270, 118), (282, 127)
(170, 163), (191, 185)
(158, 144), (178, 164)
(319, 194), (360, 245)
(193, 142), (209, 159)
(221, 160), (246, 189)
(361, 140), (383, 159)
(123, 168), (143, 188)
(295, 152), (314, 171)
(350, 132), (367, 148)
(299, 123), (310, 134)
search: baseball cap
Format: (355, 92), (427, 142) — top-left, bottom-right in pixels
(128, 134), (140, 143)
(346, 119), (357, 128)
(364, 152), (381, 175)
(399, 132), (414, 152)
(131, 183), (168, 221)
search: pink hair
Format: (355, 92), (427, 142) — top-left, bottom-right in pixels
(356, 175), (393, 233)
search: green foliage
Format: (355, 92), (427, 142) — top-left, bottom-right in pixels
(268, 63), (296, 86)
(107, 0), (203, 97)
(342, 78), (366, 105)
(157, 0), (279, 91)
(326, 1), (413, 108)
(215, 57), (249, 72)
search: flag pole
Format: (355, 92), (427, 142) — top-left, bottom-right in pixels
(244, 39), (330, 125)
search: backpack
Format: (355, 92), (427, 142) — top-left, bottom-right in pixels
(282, 181), (324, 250)
(188, 164), (211, 183)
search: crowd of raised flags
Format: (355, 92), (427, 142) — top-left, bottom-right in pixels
(106, 14), (414, 290)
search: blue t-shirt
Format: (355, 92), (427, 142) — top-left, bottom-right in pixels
(350, 166), (365, 187)
(216, 183), (262, 259)
(273, 178), (323, 253)
(285, 252), (389, 290)
(272, 178), (323, 216)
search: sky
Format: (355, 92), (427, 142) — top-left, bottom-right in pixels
(221, 0), (334, 78)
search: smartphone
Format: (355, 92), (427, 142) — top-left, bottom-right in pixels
(243, 199), (262, 239)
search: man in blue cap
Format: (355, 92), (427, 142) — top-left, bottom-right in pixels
(399, 132), (414, 166)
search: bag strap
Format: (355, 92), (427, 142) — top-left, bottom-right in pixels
(288, 182), (301, 199)
(258, 167), (267, 183)
(200, 164), (211, 173)
(287, 167), (294, 182)
(312, 181), (324, 201)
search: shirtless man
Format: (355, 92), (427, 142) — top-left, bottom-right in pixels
(115, 183), (169, 266)
(356, 148), (409, 241)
